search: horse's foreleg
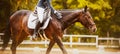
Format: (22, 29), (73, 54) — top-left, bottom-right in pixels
(46, 40), (55, 54)
(11, 40), (17, 54)
(53, 35), (67, 54)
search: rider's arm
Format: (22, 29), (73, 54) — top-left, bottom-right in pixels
(46, 0), (62, 18)
(46, 0), (55, 13)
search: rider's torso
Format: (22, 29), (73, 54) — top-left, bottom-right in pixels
(37, 0), (49, 8)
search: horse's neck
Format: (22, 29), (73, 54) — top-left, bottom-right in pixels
(60, 10), (81, 30)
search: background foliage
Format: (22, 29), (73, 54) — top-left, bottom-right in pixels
(0, 0), (120, 38)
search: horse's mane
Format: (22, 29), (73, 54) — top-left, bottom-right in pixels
(58, 9), (82, 18)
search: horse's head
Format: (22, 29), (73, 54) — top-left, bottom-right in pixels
(77, 6), (97, 33)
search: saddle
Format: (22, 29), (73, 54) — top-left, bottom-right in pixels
(38, 8), (52, 40)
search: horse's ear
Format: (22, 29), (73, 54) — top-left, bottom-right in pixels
(84, 6), (88, 12)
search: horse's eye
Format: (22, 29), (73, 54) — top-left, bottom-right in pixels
(88, 16), (91, 18)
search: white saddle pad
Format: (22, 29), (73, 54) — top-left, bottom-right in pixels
(28, 13), (37, 29)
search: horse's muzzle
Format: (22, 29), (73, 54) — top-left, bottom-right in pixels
(89, 25), (97, 33)
(93, 27), (97, 32)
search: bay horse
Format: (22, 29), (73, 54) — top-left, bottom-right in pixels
(1, 6), (97, 54)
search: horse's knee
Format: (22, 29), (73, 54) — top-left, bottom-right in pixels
(11, 44), (16, 51)
(11, 41), (17, 50)
(11, 47), (14, 51)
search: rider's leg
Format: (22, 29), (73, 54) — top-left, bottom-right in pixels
(32, 6), (45, 40)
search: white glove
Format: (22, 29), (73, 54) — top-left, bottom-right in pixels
(54, 11), (62, 19)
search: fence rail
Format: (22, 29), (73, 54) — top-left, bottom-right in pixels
(98, 38), (120, 48)
(63, 35), (98, 47)
(0, 33), (120, 48)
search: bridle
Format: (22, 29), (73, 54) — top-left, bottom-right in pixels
(81, 11), (95, 28)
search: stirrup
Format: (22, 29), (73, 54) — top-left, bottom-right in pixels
(30, 34), (37, 41)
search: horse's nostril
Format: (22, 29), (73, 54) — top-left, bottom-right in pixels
(93, 28), (97, 32)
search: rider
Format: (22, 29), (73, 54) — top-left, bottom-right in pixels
(32, 0), (62, 40)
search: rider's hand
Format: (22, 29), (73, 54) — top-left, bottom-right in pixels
(54, 11), (62, 19)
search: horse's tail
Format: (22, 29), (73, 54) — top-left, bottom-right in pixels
(1, 22), (11, 51)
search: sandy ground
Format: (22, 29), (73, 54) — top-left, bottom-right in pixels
(0, 47), (120, 54)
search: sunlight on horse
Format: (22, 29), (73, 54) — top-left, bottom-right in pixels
(1, 6), (96, 54)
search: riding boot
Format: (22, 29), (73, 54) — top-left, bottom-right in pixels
(32, 29), (37, 41)
(32, 20), (39, 41)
